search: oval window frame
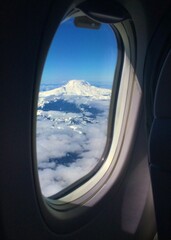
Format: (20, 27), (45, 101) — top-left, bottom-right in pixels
(32, 3), (140, 234)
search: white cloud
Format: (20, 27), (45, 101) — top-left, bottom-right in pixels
(36, 81), (111, 197)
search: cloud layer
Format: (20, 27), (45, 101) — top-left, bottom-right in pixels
(36, 80), (111, 197)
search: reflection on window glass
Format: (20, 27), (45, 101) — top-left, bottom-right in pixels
(36, 17), (117, 197)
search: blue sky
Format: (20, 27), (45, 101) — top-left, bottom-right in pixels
(41, 18), (117, 89)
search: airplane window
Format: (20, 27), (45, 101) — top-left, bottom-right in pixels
(36, 16), (118, 197)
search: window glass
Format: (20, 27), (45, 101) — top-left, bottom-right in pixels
(36, 17), (117, 197)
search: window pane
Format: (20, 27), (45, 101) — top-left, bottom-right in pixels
(36, 17), (117, 197)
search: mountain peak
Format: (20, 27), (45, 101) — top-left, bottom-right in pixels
(39, 80), (111, 104)
(65, 80), (90, 88)
(64, 80), (92, 95)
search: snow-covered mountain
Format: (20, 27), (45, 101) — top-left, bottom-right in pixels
(38, 80), (111, 108)
(37, 80), (111, 197)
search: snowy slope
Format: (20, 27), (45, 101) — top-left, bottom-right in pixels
(37, 80), (111, 197)
(38, 80), (111, 108)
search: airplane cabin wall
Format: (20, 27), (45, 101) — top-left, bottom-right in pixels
(0, 0), (170, 239)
